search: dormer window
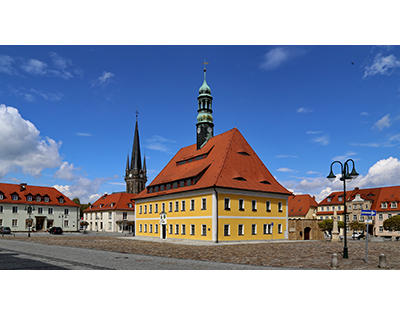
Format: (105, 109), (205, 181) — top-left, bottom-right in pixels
(44, 196), (49, 202)
(58, 197), (64, 204)
(128, 203), (133, 208)
(391, 202), (398, 209)
(233, 177), (246, 181)
(338, 196), (343, 202)
(237, 151), (250, 156)
(110, 203), (115, 207)
(36, 196), (41, 202)
(0, 193), (3, 200)
(260, 180), (271, 185)
(100, 204), (103, 208)
(327, 197), (332, 202)
(381, 202), (388, 209)
(27, 195), (33, 202)
(12, 194), (19, 201)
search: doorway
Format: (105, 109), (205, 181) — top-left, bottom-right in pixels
(161, 224), (166, 239)
(304, 227), (311, 240)
(35, 217), (46, 231)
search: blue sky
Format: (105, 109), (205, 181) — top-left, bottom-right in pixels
(1, 45), (400, 202)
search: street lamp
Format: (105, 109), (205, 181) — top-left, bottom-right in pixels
(24, 205), (35, 237)
(327, 159), (359, 259)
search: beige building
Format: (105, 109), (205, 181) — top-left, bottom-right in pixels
(83, 192), (136, 233)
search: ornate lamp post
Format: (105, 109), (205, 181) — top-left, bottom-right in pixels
(327, 159), (359, 259)
(24, 205), (35, 237)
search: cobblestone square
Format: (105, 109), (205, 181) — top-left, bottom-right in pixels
(3, 235), (400, 269)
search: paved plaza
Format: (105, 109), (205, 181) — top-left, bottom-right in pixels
(1, 234), (399, 269)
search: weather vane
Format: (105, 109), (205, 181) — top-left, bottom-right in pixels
(136, 110), (139, 120)
(203, 60), (208, 70)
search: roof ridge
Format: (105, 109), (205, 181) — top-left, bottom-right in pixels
(215, 129), (237, 184)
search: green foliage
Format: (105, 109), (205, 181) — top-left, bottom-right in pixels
(349, 221), (366, 231)
(318, 219), (344, 233)
(383, 215), (400, 232)
(72, 197), (81, 205)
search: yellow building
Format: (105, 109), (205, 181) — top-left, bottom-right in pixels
(134, 67), (291, 242)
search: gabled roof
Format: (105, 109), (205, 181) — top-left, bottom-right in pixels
(0, 182), (76, 207)
(318, 185), (400, 213)
(85, 192), (136, 212)
(288, 194), (318, 217)
(135, 128), (291, 199)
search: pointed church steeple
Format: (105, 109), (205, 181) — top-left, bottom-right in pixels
(125, 114), (147, 194)
(196, 63), (214, 149)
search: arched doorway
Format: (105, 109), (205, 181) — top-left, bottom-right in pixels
(304, 227), (311, 240)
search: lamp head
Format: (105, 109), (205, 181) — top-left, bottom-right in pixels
(349, 166), (359, 179)
(327, 170), (336, 182)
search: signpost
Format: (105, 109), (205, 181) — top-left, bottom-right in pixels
(361, 210), (376, 263)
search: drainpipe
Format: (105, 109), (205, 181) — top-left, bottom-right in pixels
(213, 186), (218, 243)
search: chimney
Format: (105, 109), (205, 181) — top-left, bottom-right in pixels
(20, 183), (27, 191)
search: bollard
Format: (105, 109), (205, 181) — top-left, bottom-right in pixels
(378, 254), (387, 269)
(331, 253), (338, 269)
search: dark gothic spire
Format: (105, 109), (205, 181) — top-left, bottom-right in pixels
(143, 155), (147, 172)
(130, 119), (142, 170)
(126, 154), (130, 170)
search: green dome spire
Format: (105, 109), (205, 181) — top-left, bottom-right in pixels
(199, 68), (211, 95)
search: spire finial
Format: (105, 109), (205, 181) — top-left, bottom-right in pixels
(203, 60), (208, 79)
(136, 110), (139, 121)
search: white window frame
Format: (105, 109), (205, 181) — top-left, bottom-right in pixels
(181, 200), (186, 211)
(155, 204), (158, 213)
(190, 199), (195, 211)
(224, 198), (230, 210)
(238, 199), (244, 211)
(190, 224), (195, 235)
(278, 202), (283, 212)
(169, 224), (173, 234)
(149, 224), (153, 233)
(266, 200), (271, 212)
(251, 224), (257, 235)
(224, 224), (230, 236)
(201, 198), (207, 210)
(175, 224), (179, 234)
(175, 201), (179, 212)
(263, 224), (268, 234)
(238, 224), (244, 236)
(139, 224), (142, 232)
(12, 219), (18, 227)
(181, 224), (186, 235)
(149, 204), (152, 213)
(391, 202), (397, 209)
(144, 205), (147, 214)
(144, 224), (147, 233)
(278, 224), (282, 234)
(139, 205), (142, 214)
(155, 224), (158, 234)
(169, 202), (172, 212)
(252, 200), (257, 211)
(201, 224), (207, 236)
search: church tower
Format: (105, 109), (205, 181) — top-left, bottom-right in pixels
(125, 118), (147, 194)
(196, 65), (214, 149)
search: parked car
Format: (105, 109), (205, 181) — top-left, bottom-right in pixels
(0, 226), (11, 235)
(49, 227), (63, 235)
(352, 231), (366, 240)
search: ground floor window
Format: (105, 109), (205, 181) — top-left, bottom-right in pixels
(169, 224), (173, 234)
(224, 224), (230, 236)
(64, 220), (69, 227)
(108, 222), (112, 230)
(144, 224), (147, 233)
(379, 226), (383, 232)
(139, 224), (142, 232)
(201, 224), (207, 236)
(175, 224), (179, 235)
(155, 224), (158, 234)
(181, 224), (186, 235)
(0, 219), (2, 226)
(238, 224), (244, 236)
(251, 224), (257, 235)
(99, 222), (102, 230)
(268, 224), (273, 234)
(12, 219), (17, 227)
(190, 224), (195, 235)
(278, 224), (282, 234)
(263, 224), (268, 234)
(150, 224), (153, 233)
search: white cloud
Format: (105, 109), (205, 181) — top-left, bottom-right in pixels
(284, 156), (400, 202)
(363, 53), (400, 78)
(332, 152), (357, 161)
(55, 162), (78, 181)
(145, 135), (176, 153)
(54, 177), (106, 204)
(76, 132), (92, 137)
(275, 154), (298, 159)
(297, 107), (313, 113)
(306, 170), (320, 175)
(350, 142), (380, 148)
(306, 130), (322, 135)
(0, 55), (15, 74)
(312, 135), (329, 146)
(93, 71), (115, 86)
(260, 47), (305, 71)
(360, 112), (369, 116)
(11, 87), (63, 102)
(21, 59), (48, 75)
(373, 114), (391, 130)
(0, 104), (62, 178)
(277, 167), (295, 172)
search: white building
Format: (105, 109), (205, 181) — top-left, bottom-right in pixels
(83, 192), (136, 233)
(0, 182), (80, 232)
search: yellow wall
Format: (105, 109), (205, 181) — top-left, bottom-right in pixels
(217, 193), (287, 241)
(135, 191), (288, 242)
(135, 193), (213, 241)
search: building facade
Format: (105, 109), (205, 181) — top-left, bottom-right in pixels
(134, 68), (291, 242)
(318, 186), (400, 238)
(0, 182), (79, 232)
(288, 194), (318, 219)
(83, 192), (136, 233)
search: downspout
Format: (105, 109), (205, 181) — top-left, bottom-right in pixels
(213, 186), (218, 243)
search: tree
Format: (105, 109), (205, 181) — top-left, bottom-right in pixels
(80, 220), (89, 233)
(318, 219), (345, 233)
(349, 221), (366, 232)
(72, 197), (90, 218)
(383, 215), (400, 232)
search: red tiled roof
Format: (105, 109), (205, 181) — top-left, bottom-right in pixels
(135, 128), (291, 199)
(85, 192), (136, 212)
(316, 211), (345, 216)
(318, 185), (400, 213)
(288, 194), (318, 217)
(0, 182), (77, 207)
